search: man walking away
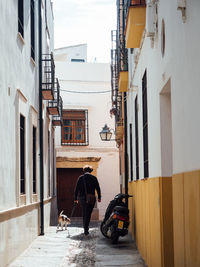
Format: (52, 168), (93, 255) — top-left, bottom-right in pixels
(74, 165), (101, 235)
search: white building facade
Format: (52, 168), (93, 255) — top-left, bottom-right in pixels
(55, 46), (120, 220)
(116, 0), (200, 266)
(0, 1), (61, 266)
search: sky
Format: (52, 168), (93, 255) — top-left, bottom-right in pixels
(52, 0), (117, 63)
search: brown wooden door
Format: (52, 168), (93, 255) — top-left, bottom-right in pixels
(57, 168), (83, 217)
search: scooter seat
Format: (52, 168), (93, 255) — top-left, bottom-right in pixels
(114, 206), (129, 214)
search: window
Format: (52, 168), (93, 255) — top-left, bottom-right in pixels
(48, 131), (50, 197)
(18, 0), (24, 38)
(20, 114), (25, 194)
(52, 138), (55, 196)
(142, 71), (149, 178)
(135, 96), (139, 180)
(30, 0), (35, 60)
(161, 19), (165, 57)
(33, 126), (36, 194)
(62, 110), (88, 145)
(129, 124), (133, 181)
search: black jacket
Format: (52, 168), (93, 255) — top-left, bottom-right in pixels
(74, 172), (101, 201)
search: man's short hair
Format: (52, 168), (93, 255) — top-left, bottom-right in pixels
(83, 165), (93, 173)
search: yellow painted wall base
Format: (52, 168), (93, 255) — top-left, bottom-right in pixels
(128, 177), (174, 267)
(173, 170), (200, 267)
(129, 170), (200, 267)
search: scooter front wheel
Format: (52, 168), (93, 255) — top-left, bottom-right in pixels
(100, 221), (109, 238)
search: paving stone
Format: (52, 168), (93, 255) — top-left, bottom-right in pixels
(8, 226), (146, 267)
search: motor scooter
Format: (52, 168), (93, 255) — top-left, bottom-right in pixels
(100, 193), (133, 244)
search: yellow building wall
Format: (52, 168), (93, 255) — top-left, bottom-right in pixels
(129, 171), (200, 267)
(173, 170), (200, 267)
(128, 177), (174, 267)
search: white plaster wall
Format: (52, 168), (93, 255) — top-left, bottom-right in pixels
(56, 61), (110, 82)
(0, 208), (39, 266)
(54, 44), (87, 62)
(97, 151), (120, 219)
(0, 0), (40, 211)
(0, 1), (56, 266)
(127, 0), (200, 179)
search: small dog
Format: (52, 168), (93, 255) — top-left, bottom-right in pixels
(56, 210), (71, 232)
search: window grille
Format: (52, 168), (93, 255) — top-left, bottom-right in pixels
(48, 131), (50, 197)
(33, 126), (36, 194)
(135, 96), (139, 180)
(129, 124), (133, 181)
(31, 0), (35, 60)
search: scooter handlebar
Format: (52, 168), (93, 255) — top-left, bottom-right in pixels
(114, 193), (133, 200)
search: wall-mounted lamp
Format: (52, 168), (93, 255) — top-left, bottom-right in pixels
(99, 124), (115, 141)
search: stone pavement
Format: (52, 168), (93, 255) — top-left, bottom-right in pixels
(95, 232), (146, 267)
(8, 224), (146, 267)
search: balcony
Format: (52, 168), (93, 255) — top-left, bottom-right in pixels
(42, 53), (55, 100)
(47, 79), (60, 115)
(125, 0), (146, 48)
(119, 71), (128, 92)
(52, 96), (63, 126)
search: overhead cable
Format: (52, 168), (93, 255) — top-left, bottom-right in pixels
(60, 89), (111, 94)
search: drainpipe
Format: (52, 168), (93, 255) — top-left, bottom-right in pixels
(38, 0), (44, 236)
(122, 0), (128, 207)
(124, 92), (128, 207)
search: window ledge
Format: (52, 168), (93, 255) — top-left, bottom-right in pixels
(61, 143), (89, 146)
(17, 32), (25, 45)
(19, 194), (26, 206)
(32, 194), (38, 203)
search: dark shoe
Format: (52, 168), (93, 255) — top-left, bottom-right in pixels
(84, 231), (89, 236)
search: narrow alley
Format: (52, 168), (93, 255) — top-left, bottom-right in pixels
(1, 1), (200, 267)
(8, 224), (145, 267)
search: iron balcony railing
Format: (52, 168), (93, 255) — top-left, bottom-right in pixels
(42, 53), (55, 100)
(52, 96), (63, 126)
(111, 30), (118, 106)
(111, 30), (123, 125)
(47, 78), (60, 115)
(117, 0), (128, 73)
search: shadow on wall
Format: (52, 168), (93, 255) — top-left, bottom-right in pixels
(50, 196), (58, 226)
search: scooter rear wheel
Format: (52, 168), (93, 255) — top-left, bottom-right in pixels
(100, 222), (109, 238)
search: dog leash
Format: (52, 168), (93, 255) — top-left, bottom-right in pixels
(70, 202), (77, 218)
